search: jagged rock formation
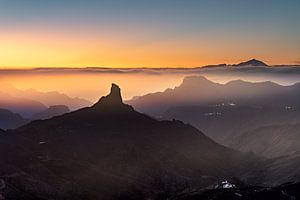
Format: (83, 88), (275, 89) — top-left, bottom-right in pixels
(94, 83), (123, 107)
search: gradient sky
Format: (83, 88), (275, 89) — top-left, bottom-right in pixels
(0, 0), (299, 68)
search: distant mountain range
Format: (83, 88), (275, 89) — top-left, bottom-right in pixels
(203, 59), (269, 68)
(234, 59), (269, 67)
(32, 105), (70, 120)
(128, 77), (300, 160)
(0, 109), (28, 130)
(0, 84), (267, 199)
(128, 76), (300, 118)
(0, 105), (71, 130)
(0, 90), (47, 118)
(0, 83), (92, 117)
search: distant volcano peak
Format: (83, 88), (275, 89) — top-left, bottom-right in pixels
(94, 83), (123, 107)
(235, 59), (268, 67)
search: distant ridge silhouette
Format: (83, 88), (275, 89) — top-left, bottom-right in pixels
(32, 105), (70, 120)
(128, 76), (300, 149)
(0, 108), (28, 129)
(235, 59), (268, 67)
(0, 83), (92, 117)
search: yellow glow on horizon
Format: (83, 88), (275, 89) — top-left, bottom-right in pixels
(0, 29), (298, 68)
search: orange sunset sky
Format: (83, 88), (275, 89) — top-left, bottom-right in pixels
(0, 0), (299, 68)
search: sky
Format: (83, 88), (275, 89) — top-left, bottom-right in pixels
(0, 0), (300, 68)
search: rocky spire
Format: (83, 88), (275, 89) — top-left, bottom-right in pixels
(94, 83), (123, 107)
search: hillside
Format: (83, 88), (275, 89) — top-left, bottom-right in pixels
(230, 123), (300, 158)
(0, 84), (264, 199)
(128, 76), (300, 143)
(0, 108), (29, 130)
(32, 105), (70, 120)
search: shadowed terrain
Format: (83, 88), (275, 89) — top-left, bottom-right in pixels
(230, 123), (300, 158)
(0, 109), (29, 130)
(0, 84), (267, 199)
(128, 76), (300, 144)
(32, 105), (70, 120)
(170, 182), (300, 200)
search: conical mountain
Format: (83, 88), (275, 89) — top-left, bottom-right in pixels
(235, 59), (268, 67)
(1, 84), (264, 199)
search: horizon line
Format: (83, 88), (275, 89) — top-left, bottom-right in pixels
(1, 64), (300, 71)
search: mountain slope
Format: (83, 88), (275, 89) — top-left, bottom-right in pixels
(163, 104), (300, 143)
(0, 108), (29, 130)
(127, 76), (293, 117)
(128, 76), (300, 143)
(31, 105), (70, 120)
(0, 84), (265, 199)
(230, 123), (300, 158)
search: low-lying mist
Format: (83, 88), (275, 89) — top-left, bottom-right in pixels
(1, 65), (300, 102)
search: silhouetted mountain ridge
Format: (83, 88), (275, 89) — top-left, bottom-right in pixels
(0, 84), (266, 199)
(32, 105), (70, 120)
(0, 108), (29, 130)
(234, 59), (268, 67)
(128, 76), (300, 118)
(0, 83), (92, 117)
(128, 76), (300, 154)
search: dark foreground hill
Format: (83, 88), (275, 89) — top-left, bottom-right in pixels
(0, 84), (266, 200)
(171, 182), (300, 200)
